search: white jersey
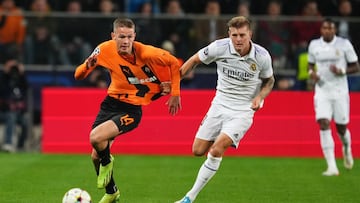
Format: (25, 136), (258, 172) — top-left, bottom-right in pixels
(308, 36), (358, 97)
(198, 38), (273, 110)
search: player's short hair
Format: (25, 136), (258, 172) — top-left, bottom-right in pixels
(227, 16), (251, 30)
(113, 18), (135, 31)
(323, 17), (335, 26)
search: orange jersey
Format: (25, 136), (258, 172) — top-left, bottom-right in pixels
(74, 40), (180, 106)
(0, 8), (26, 44)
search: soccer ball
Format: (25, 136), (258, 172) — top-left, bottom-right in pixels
(62, 188), (92, 203)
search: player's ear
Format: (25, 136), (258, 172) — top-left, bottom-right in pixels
(111, 32), (115, 40)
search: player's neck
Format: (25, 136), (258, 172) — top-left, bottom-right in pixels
(120, 51), (136, 64)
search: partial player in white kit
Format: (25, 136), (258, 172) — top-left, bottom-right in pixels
(175, 16), (275, 203)
(308, 18), (360, 176)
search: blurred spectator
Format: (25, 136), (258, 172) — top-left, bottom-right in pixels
(236, 0), (257, 38)
(160, 40), (196, 89)
(236, 0), (250, 17)
(275, 76), (295, 90)
(290, 0), (322, 55)
(192, 0), (228, 49)
(25, 0), (70, 65)
(124, 0), (160, 13)
(0, 59), (29, 152)
(256, 0), (290, 70)
(161, 0), (193, 59)
(27, 0), (57, 35)
(0, 0), (26, 63)
(90, 0), (118, 46)
(23, 23), (64, 64)
(57, 0), (92, 65)
(337, 0), (360, 55)
(134, 1), (162, 46)
(290, 0), (322, 87)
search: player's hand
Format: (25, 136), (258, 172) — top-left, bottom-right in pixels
(251, 95), (263, 111)
(160, 81), (171, 95)
(166, 95), (181, 116)
(86, 55), (97, 69)
(308, 69), (320, 82)
(329, 65), (345, 75)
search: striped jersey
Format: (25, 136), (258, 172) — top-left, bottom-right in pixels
(74, 40), (180, 105)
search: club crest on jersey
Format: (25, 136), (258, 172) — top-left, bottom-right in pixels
(250, 63), (256, 71)
(90, 47), (100, 57)
(336, 49), (340, 56)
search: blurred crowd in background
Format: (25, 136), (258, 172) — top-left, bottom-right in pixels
(1, 0), (360, 152)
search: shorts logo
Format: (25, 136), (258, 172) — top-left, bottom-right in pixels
(120, 114), (134, 126)
(250, 63), (256, 71)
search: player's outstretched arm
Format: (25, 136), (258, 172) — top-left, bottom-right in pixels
(180, 53), (201, 79)
(74, 55), (98, 80)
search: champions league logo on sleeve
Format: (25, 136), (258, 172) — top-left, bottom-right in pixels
(90, 47), (100, 57)
(204, 47), (209, 56)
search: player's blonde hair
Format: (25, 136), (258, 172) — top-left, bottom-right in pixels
(113, 18), (135, 31)
(227, 16), (251, 30)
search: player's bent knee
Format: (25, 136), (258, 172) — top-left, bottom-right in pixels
(89, 130), (102, 147)
(192, 148), (206, 156)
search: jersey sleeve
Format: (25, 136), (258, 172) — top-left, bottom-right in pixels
(198, 41), (218, 65)
(259, 52), (273, 79)
(307, 41), (316, 64)
(344, 39), (359, 63)
(136, 42), (181, 96)
(74, 46), (100, 80)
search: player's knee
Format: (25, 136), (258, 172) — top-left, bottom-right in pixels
(318, 119), (330, 130)
(192, 147), (206, 156)
(209, 146), (225, 157)
(89, 130), (101, 147)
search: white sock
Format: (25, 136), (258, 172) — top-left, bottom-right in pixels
(186, 153), (222, 201)
(320, 129), (337, 170)
(339, 129), (351, 150)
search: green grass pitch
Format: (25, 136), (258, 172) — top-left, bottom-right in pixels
(0, 152), (358, 203)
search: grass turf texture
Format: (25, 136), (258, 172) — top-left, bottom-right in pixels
(0, 153), (358, 203)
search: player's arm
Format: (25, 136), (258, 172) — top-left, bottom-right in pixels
(74, 55), (97, 80)
(180, 53), (202, 79)
(308, 63), (320, 82)
(251, 75), (275, 111)
(164, 53), (182, 115)
(346, 62), (360, 74)
(330, 62), (360, 76)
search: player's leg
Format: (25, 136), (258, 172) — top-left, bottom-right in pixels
(318, 118), (338, 175)
(334, 96), (353, 169)
(90, 120), (119, 189)
(184, 134), (231, 202)
(175, 110), (221, 203)
(315, 95), (338, 176)
(176, 109), (252, 203)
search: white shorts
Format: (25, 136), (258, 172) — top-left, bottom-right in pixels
(314, 94), (349, 124)
(195, 103), (255, 148)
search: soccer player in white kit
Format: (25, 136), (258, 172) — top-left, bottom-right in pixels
(308, 18), (360, 176)
(175, 16), (275, 203)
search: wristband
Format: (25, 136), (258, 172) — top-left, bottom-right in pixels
(340, 68), (346, 75)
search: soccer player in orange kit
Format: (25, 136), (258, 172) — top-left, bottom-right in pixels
(74, 18), (181, 203)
